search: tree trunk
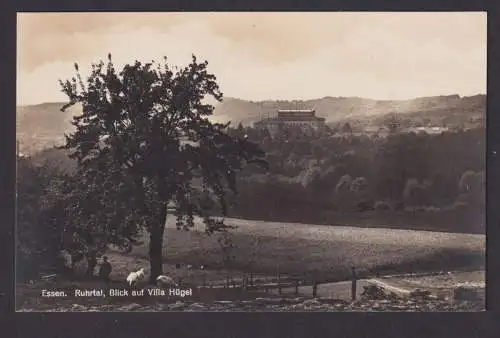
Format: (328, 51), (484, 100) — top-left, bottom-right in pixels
(86, 254), (97, 278)
(148, 203), (167, 284)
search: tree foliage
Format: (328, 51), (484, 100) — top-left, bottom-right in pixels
(403, 178), (432, 207)
(59, 54), (267, 281)
(225, 125), (484, 232)
(16, 158), (68, 280)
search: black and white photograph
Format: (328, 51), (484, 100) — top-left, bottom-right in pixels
(16, 12), (486, 312)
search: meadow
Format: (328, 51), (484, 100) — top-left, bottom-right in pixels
(127, 215), (485, 284)
(16, 216), (485, 311)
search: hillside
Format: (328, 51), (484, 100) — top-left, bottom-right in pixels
(215, 94), (485, 127)
(16, 94), (485, 154)
(16, 102), (80, 154)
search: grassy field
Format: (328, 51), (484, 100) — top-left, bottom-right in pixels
(230, 208), (485, 235)
(126, 215), (485, 283)
(16, 216), (485, 311)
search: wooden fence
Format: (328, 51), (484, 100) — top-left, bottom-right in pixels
(194, 266), (360, 300)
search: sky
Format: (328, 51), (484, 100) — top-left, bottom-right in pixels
(17, 12), (486, 106)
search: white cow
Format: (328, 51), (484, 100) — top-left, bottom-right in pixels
(126, 268), (145, 286)
(156, 275), (177, 288)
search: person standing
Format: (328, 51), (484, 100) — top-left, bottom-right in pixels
(98, 256), (112, 285)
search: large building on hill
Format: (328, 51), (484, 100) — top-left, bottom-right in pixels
(253, 109), (326, 137)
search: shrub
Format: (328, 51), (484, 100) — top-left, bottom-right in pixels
(403, 178), (431, 206)
(16, 158), (67, 280)
(393, 201), (405, 211)
(458, 170), (483, 194)
(334, 175), (354, 212)
(424, 206), (441, 213)
(335, 175), (353, 195)
(404, 206), (415, 212)
(445, 201), (469, 212)
(374, 200), (392, 211)
(350, 177), (369, 193)
(404, 205), (428, 212)
(354, 200), (375, 212)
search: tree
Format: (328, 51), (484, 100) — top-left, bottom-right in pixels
(342, 122), (353, 135)
(217, 231), (235, 268)
(457, 170), (484, 208)
(374, 133), (428, 201)
(458, 170), (483, 195)
(350, 176), (372, 211)
(59, 54), (267, 283)
(311, 143), (325, 165)
(59, 161), (145, 276)
(403, 178), (432, 207)
(16, 157), (68, 280)
(385, 114), (402, 134)
(334, 174), (353, 212)
(233, 123), (245, 138)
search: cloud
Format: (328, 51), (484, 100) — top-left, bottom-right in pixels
(17, 12), (486, 105)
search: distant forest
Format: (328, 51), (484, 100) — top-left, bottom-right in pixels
(16, 94), (485, 154)
(24, 123), (485, 235)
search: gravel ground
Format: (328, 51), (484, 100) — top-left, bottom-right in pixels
(16, 269), (485, 312)
(18, 296), (484, 312)
(396, 270), (485, 288)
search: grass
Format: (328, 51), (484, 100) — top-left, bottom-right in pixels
(16, 216), (485, 311)
(235, 208), (485, 235)
(130, 215), (485, 283)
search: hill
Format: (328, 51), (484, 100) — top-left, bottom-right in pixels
(16, 94), (485, 154)
(215, 94), (485, 127)
(16, 102), (80, 154)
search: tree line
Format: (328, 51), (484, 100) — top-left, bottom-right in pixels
(225, 123), (484, 232)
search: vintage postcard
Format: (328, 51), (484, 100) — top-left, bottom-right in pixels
(16, 12), (486, 312)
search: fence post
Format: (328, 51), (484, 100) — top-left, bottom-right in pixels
(242, 274), (247, 291)
(226, 276), (229, 288)
(295, 280), (299, 295)
(312, 281), (318, 298)
(351, 266), (357, 301)
(278, 273), (282, 295)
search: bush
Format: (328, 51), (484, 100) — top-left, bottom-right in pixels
(374, 201), (392, 211)
(445, 201), (469, 212)
(403, 178), (431, 207)
(393, 201), (405, 211)
(404, 206), (415, 212)
(458, 170), (483, 194)
(424, 206), (441, 213)
(354, 200), (375, 212)
(334, 175), (354, 212)
(335, 174), (353, 192)
(350, 177), (369, 193)
(16, 158), (68, 281)
(404, 205), (428, 212)
(404, 205), (441, 213)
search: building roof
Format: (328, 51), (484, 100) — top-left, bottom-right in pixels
(278, 110), (316, 118)
(255, 116), (325, 123)
(277, 109), (315, 113)
(254, 108), (325, 125)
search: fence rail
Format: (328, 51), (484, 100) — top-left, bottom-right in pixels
(194, 266), (361, 300)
